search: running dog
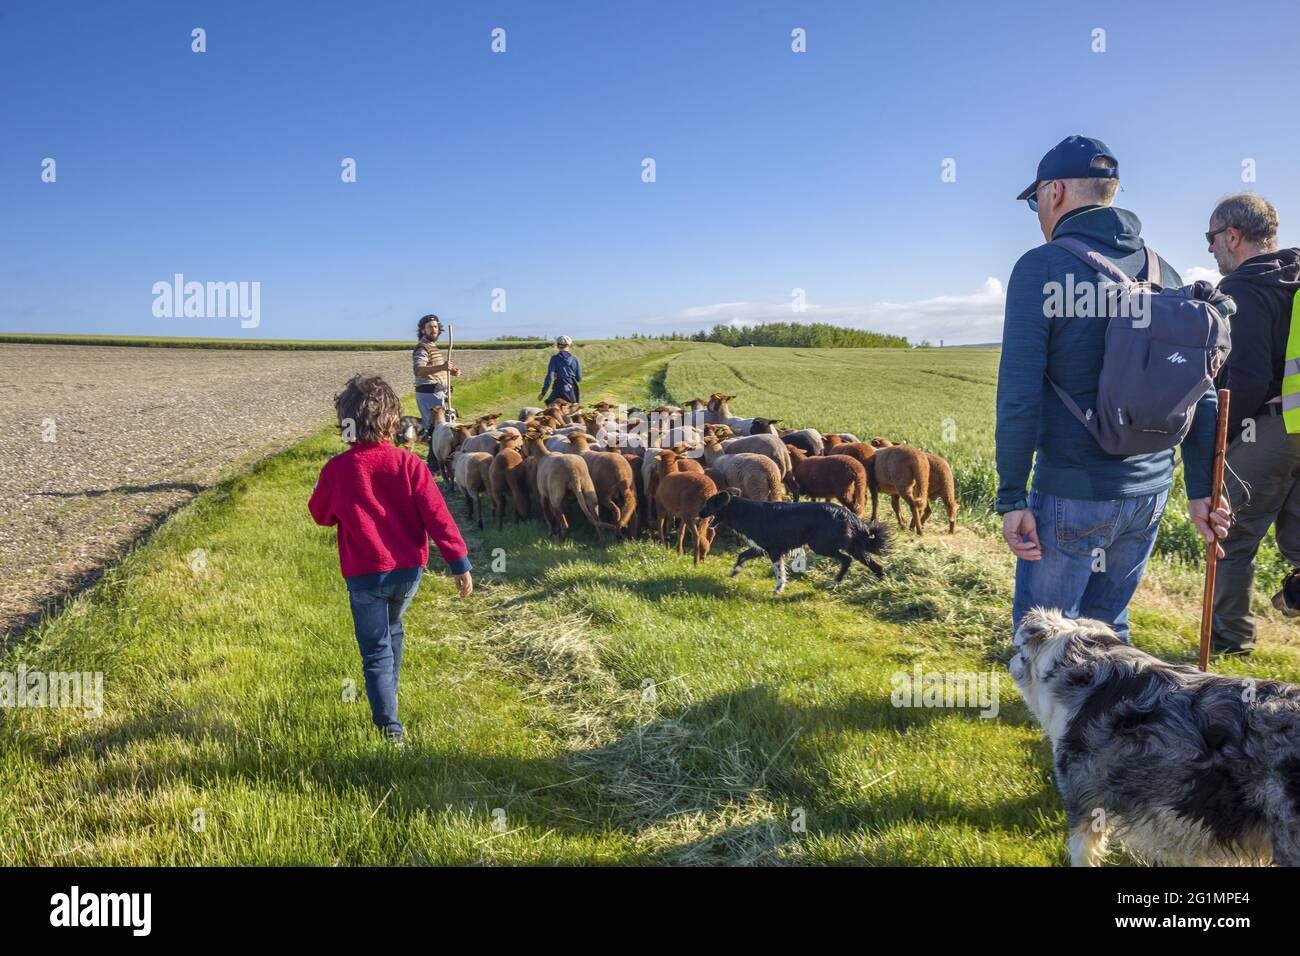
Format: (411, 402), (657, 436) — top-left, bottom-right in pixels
(698, 490), (889, 593)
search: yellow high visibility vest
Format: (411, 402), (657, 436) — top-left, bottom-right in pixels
(1285, 291), (1300, 432)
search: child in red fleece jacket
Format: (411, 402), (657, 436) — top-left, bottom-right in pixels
(309, 375), (472, 744)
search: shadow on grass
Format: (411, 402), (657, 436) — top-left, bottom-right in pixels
(49, 679), (1052, 865)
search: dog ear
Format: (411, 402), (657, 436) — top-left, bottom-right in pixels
(1014, 607), (1062, 650)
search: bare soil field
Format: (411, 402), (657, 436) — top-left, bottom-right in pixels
(0, 344), (520, 642)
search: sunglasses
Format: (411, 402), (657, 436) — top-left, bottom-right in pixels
(1205, 225), (1232, 245)
(1026, 180), (1054, 213)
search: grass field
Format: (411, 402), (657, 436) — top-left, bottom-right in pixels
(4, 342), (1300, 865)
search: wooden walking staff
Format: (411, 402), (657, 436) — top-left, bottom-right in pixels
(1198, 388), (1231, 672)
(445, 323), (454, 419)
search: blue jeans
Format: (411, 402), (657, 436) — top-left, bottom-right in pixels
(1012, 489), (1168, 643)
(347, 570), (423, 733)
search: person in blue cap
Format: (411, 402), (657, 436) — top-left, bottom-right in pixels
(996, 135), (1231, 641)
(539, 335), (582, 404)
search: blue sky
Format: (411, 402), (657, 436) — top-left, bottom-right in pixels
(2, 0), (1296, 345)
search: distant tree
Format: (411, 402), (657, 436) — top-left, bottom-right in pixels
(687, 321), (908, 349)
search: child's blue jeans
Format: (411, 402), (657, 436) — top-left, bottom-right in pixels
(347, 569), (423, 734)
(1012, 489), (1168, 643)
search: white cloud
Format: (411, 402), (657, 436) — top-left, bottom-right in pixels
(648, 278), (1007, 346)
(1181, 264), (1222, 286)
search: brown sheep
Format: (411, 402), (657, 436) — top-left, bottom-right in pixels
(865, 444), (929, 534)
(488, 432), (530, 530)
(452, 449), (493, 529)
(521, 429), (617, 545)
(566, 434), (638, 538)
(652, 450), (717, 563)
(670, 442), (705, 473)
(619, 449), (648, 537)
(916, 453), (958, 534)
(785, 445), (868, 515)
(824, 441), (876, 473)
(866, 438), (953, 532)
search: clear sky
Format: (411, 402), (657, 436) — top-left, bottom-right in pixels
(2, 0), (1296, 345)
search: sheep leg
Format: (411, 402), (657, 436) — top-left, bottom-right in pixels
(731, 547), (764, 578)
(676, 522), (687, 556)
(905, 494), (922, 535)
(869, 487), (879, 523)
(890, 495), (905, 528)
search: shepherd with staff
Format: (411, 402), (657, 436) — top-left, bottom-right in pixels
(1204, 195), (1300, 659)
(413, 314), (460, 445)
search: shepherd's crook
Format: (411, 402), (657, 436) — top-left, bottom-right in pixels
(1198, 388), (1231, 672)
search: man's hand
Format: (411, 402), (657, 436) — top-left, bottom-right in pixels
(1002, 508), (1041, 561)
(454, 571), (473, 598)
(1189, 496), (1232, 558)
(448, 365), (460, 377)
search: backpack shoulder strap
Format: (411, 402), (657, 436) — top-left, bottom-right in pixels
(1050, 236), (1137, 287)
(1142, 247), (1162, 288)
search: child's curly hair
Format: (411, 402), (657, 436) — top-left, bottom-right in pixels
(334, 375), (400, 444)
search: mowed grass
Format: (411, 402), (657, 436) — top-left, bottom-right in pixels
(4, 342), (1300, 865)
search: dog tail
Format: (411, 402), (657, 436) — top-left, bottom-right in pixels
(849, 516), (891, 576)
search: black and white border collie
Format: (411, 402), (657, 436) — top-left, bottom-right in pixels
(1011, 608), (1300, 866)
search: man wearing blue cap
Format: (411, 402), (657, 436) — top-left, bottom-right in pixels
(996, 135), (1231, 641)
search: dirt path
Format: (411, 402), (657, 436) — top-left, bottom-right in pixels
(0, 344), (523, 641)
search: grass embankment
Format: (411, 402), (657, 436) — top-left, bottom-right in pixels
(3, 342), (1299, 865)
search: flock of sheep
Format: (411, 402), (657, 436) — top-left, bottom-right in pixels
(407, 392), (957, 563)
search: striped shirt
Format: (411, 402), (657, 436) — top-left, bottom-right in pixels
(413, 339), (449, 390)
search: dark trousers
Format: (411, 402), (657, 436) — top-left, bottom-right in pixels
(347, 571), (422, 732)
(545, 383), (579, 404)
(1212, 410), (1300, 651)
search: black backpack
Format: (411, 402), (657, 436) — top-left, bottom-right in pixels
(1046, 237), (1232, 455)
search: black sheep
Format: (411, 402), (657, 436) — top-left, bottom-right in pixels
(698, 489), (890, 593)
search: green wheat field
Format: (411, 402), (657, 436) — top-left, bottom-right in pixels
(3, 340), (1299, 865)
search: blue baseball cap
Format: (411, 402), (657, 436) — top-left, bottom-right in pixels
(1016, 135), (1119, 201)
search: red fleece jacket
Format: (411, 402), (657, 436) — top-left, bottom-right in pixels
(308, 442), (470, 578)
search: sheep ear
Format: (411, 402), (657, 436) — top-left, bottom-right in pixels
(724, 486), (742, 498)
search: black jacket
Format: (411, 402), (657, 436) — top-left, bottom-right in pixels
(1216, 247), (1300, 440)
